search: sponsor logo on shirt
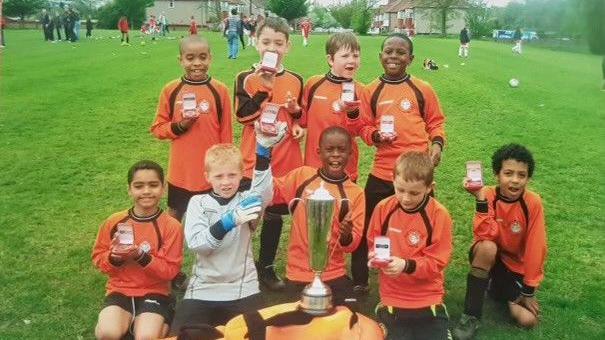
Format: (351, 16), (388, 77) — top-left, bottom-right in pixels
(510, 221), (522, 234)
(140, 241), (152, 253)
(400, 99), (412, 111)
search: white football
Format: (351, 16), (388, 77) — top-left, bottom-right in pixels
(509, 78), (520, 87)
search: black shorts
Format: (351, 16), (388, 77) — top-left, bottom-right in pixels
(103, 292), (175, 323)
(167, 183), (208, 220)
(376, 303), (450, 340)
(169, 293), (264, 335)
(468, 243), (524, 302)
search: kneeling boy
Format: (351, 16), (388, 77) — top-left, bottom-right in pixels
(273, 126), (365, 306)
(367, 151), (453, 340)
(93, 160), (184, 340)
(169, 123), (286, 333)
(453, 144), (547, 339)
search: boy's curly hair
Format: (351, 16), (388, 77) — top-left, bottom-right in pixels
(491, 144), (535, 177)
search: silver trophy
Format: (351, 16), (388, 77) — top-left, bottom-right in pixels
(289, 181), (348, 315)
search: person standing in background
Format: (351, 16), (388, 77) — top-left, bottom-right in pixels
(459, 26), (470, 58)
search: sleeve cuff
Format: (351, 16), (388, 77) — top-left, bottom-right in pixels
(255, 153), (271, 170)
(431, 137), (444, 149)
(339, 233), (353, 247)
(136, 252), (152, 267)
(402, 259), (416, 274)
(109, 254), (125, 267)
(170, 122), (187, 136)
(289, 109), (302, 120)
(346, 108), (360, 120)
(521, 284), (536, 297)
(476, 200), (488, 213)
(210, 220), (229, 240)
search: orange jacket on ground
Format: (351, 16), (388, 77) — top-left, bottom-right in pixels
(273, 166), (365, 282)
(358, 75), (446, 182)
(92, 209), (184, 297)
(299, 73), (371, 181)
(474, 186), (547, 291)
(151, 77), (233, 192)
(163, 302), (385, 340)
(367, 195), (452, 309)
(235, 68), (304, 178)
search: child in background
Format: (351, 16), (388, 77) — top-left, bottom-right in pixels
(367, 151), (452, 340)
(151, 36), (232, 221)
(189, 16), (198, 35)
(453, 144), (547, 339)
(118, 16), (129, 45)
(234, 17), (305, 291)
(93, 160), (183, 340)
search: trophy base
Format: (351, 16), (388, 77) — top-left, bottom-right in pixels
(300, 274), (333, 316)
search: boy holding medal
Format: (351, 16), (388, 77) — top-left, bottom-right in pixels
(367, 152), (453, 339)
(350, 33), (446, 293)
(234, 17), (305, 291)
(151, 36), (233, 221)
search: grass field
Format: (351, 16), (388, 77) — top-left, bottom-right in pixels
(1, 29), (604, 339)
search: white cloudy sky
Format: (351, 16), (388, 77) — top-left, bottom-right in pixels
(313, 0), (518, 8)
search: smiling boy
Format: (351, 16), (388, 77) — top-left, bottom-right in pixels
(297, 32), (370, 183)
(453, 144), (547, 339)
(151, 36), (233, 221)
(234, 17), (305, 290)
(272, 126), (365, 306)
(350, 34), (446, 293)
(92, 161), (183, 340)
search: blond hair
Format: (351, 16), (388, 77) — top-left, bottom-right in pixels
(204, 144), (243, 172)
(393, 151), (434, 186)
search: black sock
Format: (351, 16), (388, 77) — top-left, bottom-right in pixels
(463, 268), (490, 318)
(258, 213), (283, 268)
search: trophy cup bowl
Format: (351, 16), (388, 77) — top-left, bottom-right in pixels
(289, 182), (336, 315)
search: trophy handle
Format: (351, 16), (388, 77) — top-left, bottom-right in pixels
(288, 197), (303, 215)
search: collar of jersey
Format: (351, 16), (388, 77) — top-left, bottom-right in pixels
(182, 76), (211, 85)
(128, 207), (162, 222)
(400, 194), (430, 214)
(210, 191), (237, 205)
(251, 64), (285, 76)
(380, 73), (410, 84)
(318, 168), (349, 184)
(496, 186), (523, 203)
(326, 71), (352, 84)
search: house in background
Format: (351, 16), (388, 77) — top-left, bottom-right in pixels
(147, 0), (266, 28)
(371, 0), (468, 35)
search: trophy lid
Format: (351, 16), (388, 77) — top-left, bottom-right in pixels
(309, 181), (334, 201)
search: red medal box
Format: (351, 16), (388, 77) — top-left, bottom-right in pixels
(182, 93), (199, 118)
(260, 103), (280, 136)
(466, 161), (484, 190)
(260, 51), (279, 73)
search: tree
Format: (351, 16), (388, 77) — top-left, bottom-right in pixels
(4, 0), (47, 20)
(465, 0), (495, 38)
(267, 0), (308, 24)
(352, 0), (374, 35)
(329, 2), (356, 29)
(96, 0), (153, 29)
(420, 0), (465, 37)
(309, 5), (337, 29)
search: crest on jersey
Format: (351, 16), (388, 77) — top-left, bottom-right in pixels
(198, 99), (210, 113)
(140, 241), (152, 253)
(510, 221), (522, 234)
(407, 230), (421, 247)
(400, 99), (412, 111)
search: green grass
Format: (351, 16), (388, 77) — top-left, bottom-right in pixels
(1, 29), (604, 339)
